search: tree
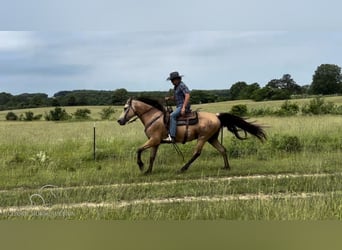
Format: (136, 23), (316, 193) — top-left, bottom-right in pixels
(30, 94), (48, 107)
(264, 74), (302, 100)
(67, 95), (77, 106)
(229, 81), (248, 100)
(191, 90), (217, 104)
(51, 98), (61, 107)
(0, 92), (12, 105)
(267, 74), (301, 93)
(311, 64), (342, 95)
(252, 87), (274, 101)
(112, 88), (129, 105)
(240, 83), (260, 99)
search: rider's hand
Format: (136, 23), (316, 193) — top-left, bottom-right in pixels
(181, 107), (185, 115)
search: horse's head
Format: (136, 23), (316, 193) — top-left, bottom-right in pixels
(117, 97), (136, 125)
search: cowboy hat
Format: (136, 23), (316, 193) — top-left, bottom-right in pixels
(167, 71), (184, 81)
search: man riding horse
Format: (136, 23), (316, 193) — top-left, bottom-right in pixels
(117, 71), (266, 174)
(164, 71), (191, 143)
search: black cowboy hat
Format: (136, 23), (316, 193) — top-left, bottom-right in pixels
(167, 71), (184, 81)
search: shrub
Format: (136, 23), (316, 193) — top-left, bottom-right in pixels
(22, 111), (34, 121)
(228, 138), (259, 158)
(230, 104), (248, 116)
(275, 100), (299, 116)
(301, 97), (336, 115)
(33, 114), (43, 120)
(331, 105), (342, 115)
(73, 108), (91, 120)
(100, 106), (115, 120)
(249, 107), (275, 116)
(271, 134), (302, 153)
(45, 107), (70, 121)
(6, 112), (18, 121)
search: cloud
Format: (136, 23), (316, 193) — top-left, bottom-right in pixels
(0, 31), (38, 51)
(1, 31), (342, 96)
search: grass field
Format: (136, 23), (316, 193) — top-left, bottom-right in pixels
(0, 97), (341, 220)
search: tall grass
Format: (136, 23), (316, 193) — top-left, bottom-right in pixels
(0, 100), (342, 219)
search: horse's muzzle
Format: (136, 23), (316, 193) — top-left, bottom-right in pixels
(117, 118), (126, 125)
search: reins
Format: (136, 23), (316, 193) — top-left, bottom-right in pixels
(171, 143), (184, 161)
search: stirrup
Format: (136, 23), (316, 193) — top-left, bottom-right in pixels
(163, 134), (175, 143)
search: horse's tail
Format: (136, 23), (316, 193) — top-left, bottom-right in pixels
(217, 113), (266, 142)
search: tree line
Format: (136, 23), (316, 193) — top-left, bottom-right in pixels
(1, 64), (341, 111)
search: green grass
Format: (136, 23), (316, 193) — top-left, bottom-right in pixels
(0, 99), (342, 220)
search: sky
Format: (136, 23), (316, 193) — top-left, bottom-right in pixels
(1, 0), (342, 97)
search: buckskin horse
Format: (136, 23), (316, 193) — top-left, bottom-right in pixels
(117, 97), (266, 174)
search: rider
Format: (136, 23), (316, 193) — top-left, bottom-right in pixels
(164, 71), (191, 143)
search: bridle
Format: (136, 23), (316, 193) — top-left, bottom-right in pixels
(122, 98), (155, 124)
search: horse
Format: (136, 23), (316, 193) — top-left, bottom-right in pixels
(117, 97), (266, 174)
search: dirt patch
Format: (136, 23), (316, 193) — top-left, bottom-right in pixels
(1, 190), (341, 215)
(0, 172), (340, 215)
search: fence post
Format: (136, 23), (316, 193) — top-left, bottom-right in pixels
(93, 122), (96, 161)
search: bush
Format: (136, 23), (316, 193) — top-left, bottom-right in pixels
(228, 138), (259, 158)
(45, 107), (70, 121)
(301, 97), (336, 115)
(100, 107), (115, 120)
(73, 108), (91, 120)
(33, 114), (43, 120)
(249, 107), (275, 116)
(22, 111), (34, 121)
(331, 105), (342, 115)
(271, 134), (302, 153)
(6, 112), (18, 121)
(230, 104), (248, 116)
(275, 100), (299, 116)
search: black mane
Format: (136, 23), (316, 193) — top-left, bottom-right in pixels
(134, 97), (165, 112)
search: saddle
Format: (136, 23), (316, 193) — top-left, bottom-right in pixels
(164, 110), (199, 144)
(176, 111), (198, 126)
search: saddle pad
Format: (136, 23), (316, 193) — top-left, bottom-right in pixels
(177, 111), (198, 126)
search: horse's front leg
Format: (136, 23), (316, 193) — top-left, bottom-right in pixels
(144, 145), (160, 175)
(137, 147), (145, 171)
(136, 139), (160, 173)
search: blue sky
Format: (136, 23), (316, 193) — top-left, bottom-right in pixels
(1, 1), (342, 96)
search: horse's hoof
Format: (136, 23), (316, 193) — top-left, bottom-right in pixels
(138, 163), (144, 171)
(178, 166), (188, 173)
(144, 170), (152, 175)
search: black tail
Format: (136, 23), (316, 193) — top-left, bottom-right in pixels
(217, 113), (266, 141)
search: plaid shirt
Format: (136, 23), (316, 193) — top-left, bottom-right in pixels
(174, 81), (190, 110)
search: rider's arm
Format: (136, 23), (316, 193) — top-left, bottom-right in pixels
(181, 93), (190, 114)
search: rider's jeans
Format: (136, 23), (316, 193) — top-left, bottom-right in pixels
(169, 107), (181, 138)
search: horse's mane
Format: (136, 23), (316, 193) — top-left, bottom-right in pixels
(134, 97), (165, 112)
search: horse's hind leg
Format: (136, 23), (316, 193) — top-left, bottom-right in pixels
(180, 139), (206, 172)
(208, 138), (230, 170)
